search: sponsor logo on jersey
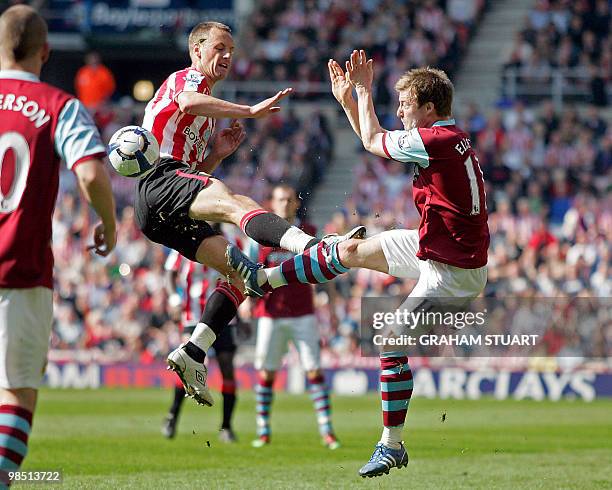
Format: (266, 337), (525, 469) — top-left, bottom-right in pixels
(184, 71), (204, 91)
(182, 125), (205, 157)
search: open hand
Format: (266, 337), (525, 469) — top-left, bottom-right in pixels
(328, 59), (354, 107)
(345, 49), (373, 91)
(210, 120), (246, 159)
(249, 88), (293, 118)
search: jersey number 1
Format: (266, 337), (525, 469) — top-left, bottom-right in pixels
(464, 154), (484, 215)
(0, 132), (30, 214)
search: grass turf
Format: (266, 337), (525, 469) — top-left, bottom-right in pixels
(20, 388), (612, 489)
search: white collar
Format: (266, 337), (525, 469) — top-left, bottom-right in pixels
(0, 70), (40, 82)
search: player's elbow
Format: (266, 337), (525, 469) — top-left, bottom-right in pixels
(362, 135), (374, 152)
(74, 159), (109, 191)
(74, 160), (98, 186)
(177, 93), (195, 114)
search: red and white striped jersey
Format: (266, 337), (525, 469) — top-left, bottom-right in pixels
(142, 67), (215, 166)
(164, 249), (220, 326)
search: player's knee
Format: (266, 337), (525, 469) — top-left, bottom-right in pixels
(0, 388), (37, 412)
(338, 239), (361, 267)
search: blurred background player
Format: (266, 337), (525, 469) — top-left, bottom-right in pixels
(162, 241), (238, 443)
(229, 54), (489, 478)
(0, 5), (116, 483)
(244, 184), (340, 450)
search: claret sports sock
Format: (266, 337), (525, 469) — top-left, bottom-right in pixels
(258, 241), (349, 289)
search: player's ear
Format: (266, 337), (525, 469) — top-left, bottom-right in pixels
(41, 42), (50, 64)
(192, 42), (201, 62)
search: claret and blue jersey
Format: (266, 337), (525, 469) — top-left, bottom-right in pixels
(381, 118), (490, 269)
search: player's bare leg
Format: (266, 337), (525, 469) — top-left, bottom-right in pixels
(252, 370), (275, 447)
(306, 370), (340, 450)
(333, 236), (389, 272)
(167, 235), (246, 406)
(0, 388), (36, 483)
(188, 178), (319, 254)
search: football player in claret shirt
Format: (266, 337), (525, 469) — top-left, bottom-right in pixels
(0, 6), (116, 481)
(228, 52), (489, 478)
(136, 21), (364, 406)
(244, 184), (340, 450)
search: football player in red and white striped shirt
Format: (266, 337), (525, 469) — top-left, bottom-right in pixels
(136, 21), (365, 407)
(161, 248), (239, 442)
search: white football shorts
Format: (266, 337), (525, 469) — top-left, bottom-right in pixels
(0, 287), (53, 389)
(379, 229), (487, 298)
(255, 314), (320, 372)
(379, 229), (487, 334)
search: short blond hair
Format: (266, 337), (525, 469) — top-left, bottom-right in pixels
(395, 67), (453, 117)
(188, 21), (232, 62)
(0, 5), (47, 62)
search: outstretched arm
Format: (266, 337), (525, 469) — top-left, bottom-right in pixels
(328, 59), (361, 139)
(176, 88), (292, 119)
(345, 50), (388, 158)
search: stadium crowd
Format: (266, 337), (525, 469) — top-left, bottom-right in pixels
(48, 0), (609, 362)
(50, 99), (611, 362)
(503, 0), (610, 106)
(236, 0), (486, 102)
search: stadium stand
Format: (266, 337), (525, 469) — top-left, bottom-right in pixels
(502, 0), (610, 105)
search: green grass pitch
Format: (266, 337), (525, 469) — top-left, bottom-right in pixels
(21, 388), (611, 489)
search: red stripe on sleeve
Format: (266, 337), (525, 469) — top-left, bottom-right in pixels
(70, 152), (107, 172)
(382, 132), (392, 159)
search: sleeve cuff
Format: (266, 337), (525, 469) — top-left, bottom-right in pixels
(382, 132), (392, 159)
(70, 152), (107, 172)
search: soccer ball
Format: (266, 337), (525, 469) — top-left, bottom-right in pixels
(107, 126), (159, 178)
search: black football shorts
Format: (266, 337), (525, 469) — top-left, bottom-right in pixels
(135, 158), (218, 261)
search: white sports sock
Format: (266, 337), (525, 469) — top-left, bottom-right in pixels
(279, 226), (315, 254)
(380, 426), (403, 450)
(259, 266), (287, 289)
(189, 323), (216, 352)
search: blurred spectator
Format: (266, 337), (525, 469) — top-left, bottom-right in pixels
(74, 52), (116, 109)
(504, 0), (610, 106)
